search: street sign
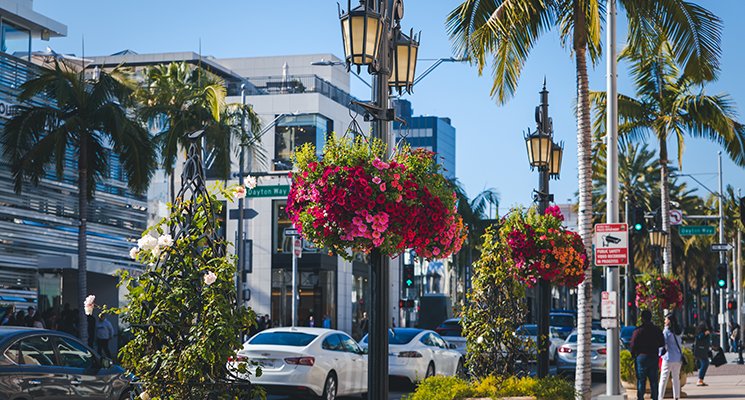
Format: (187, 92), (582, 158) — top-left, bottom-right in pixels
(284, 227), (299, 237)
(601, 291), (618, 318)
(294, 239), (302, 258)
(679, 225), (716, 236)
(228, 208), (258, 220)
(669, 209), (683, 225)
(246, 185), (290, 198)
(594, 223), (629, 266)
(711, 243), (734, 252)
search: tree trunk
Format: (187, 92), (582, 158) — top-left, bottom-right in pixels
(78, 134), (89, 343)
(659, 139), (672, 274)
(574, 45), (594, 400)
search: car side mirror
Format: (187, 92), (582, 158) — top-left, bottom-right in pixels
(361, 347), (368, 354)
(101, 357), (112, 369)
(449, 343), (457, 350)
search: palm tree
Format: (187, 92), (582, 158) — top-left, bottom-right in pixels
(136, 62), (262, 200)
(447, 1), (722, 395)
(2, 60), (156, 342)
(592, 40), (745, 276)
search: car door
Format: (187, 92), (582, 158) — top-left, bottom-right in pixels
(320, 334), (351, 395)
(431, 333), (458, 375)
(418, 333), (438, 373)
(54, 336), (110, 400)
(339, 333), (366, 394)
(17, 335), (70, 400)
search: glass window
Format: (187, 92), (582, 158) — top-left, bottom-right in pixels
(565, 333), (606, 344)
(273, 201), (292, 254)
(431, 333), (448, 349)
(322, 334), (343, 351)
(362, 329), (421, 345)
(1, 20), (30, 59)
(248, 332), (317, 347)
(339, 334), (361, 353)
(19, 336), (56, 366)
(550, 314), (575, 327)
(2, 341), (20, 365)
(55, 337), (94, 369)
(273, 114), (331, 171)
(420, 333), (435, 347)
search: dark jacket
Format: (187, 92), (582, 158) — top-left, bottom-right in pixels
(694, 331), (711, 359)
(630, 321), (664, 357)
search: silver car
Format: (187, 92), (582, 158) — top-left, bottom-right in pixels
(556, 330), (608, 374)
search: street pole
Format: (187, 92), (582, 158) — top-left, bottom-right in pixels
(718, 151), (726, 350)
(737, 206), (743, 363)
(237, 84), (246, 307)
(292, 238), (298, 327)
(536, 83), (552, 379)
(602, 0), (622, 397)
(369, 1), (392, 398)
(624, 198), (630, 326)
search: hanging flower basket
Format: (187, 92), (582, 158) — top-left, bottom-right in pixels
(635, 273), (683, 312)
(287, 137), (466, 260)
(496, 206), (589, 288)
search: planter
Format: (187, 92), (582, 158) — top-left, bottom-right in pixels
(621, 375), (688, 399)
(465, 398), (536, 400)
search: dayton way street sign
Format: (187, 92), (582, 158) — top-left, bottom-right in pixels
(594, 223), (629, 266)
(679, 225), (716, 236)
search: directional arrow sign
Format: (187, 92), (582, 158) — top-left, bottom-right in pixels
(711, 243), (733, 252)
(229, 208), (258, 220)
(283, 227), (299, 237)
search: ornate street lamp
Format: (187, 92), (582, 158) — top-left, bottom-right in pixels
(649, 228), (668, 249)
(549, 141), (564, 179)
(524, 129), (552, 169)
(339, 0), (383, 69)
(389, 29), (419, 93)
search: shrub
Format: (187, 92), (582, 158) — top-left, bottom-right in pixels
(406, 375), (575, 400)
(405, 376), (474, 400)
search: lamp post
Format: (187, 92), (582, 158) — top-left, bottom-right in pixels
(339, 1), (418, 398)
(524, 81), (561, 378)
(649, 228), (668, 269)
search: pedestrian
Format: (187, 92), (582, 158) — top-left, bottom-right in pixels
(1, 305), (14, 325)
(694, 322), (711, 386)
(308, 315), (315, 327)
(359, 312), (369, 337)
(658, 313), (684, 400)
(13, 310), (25, 326)
(629, 310), (665, 400)
(322, 315), (331, 329)
(94, 314), (114, 359)
(730, 323), (740, 353)
(26, 307), (45, 329)
(265, 314), (272, 329)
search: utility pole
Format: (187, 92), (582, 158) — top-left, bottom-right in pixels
(237, 84), (246, 307)
(601, 0), (622, 397)
(718, 151), (726, 350)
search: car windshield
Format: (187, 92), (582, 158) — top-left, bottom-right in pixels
(363, 329), (420, 345)
(566, 333), (607, 344)
(518, 326), (538, 336)
(550, 314), (575, 327)
(248, 332), (317, 347)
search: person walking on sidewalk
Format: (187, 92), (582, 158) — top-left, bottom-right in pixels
(694, 322), (712, 386)
(630, 310), (665, 400)
(730, 323), (740, 353)
(658, 313), (684, 400)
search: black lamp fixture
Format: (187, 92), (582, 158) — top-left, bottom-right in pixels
(649, 228), (668, 249)
(525, 129), (553, 169)
(339, 0), (383, 70)
(389, 28), (419, 93)
(549, 141), (563, 179)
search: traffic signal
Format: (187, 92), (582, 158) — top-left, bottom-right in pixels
(631, 207), (646, 234)
(728, 300), (736, 311)
(717, 264), (727, 288)
(403, 264), (415, 288)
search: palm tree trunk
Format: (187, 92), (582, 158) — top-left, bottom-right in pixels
(574, 45), (593, 400)
(78, 134), (89, 343)
(659, 139), (672, 275)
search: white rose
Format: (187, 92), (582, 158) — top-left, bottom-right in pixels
(84, 304), (95, 316)
(139, 391), (151, 400)
(246, 175), (258, 190)
(151, 246), (162, 258)
(137, 235), (158, 251)
(84, 295), (96, 306)
(129, 247), (139, 260)
(234, 186), (247, 199)
(203, 271), (217, 286)
(477, 336), (484, 344)
(157, 234), (174, 248)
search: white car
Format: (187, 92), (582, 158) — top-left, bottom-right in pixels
(361, 328), (464, 384)
(435, 318), (467, 356)
(231, 327), (367, 400)
(556, 330), (609, 374)
(515, 324), (565, 363)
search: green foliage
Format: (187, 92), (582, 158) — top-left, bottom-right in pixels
(115, 184), (257, 399)
(681, 348), (696, 375)
(621, 348), (696, 384)
(463, 225), (530, 378)
(406, 375), (575, 400)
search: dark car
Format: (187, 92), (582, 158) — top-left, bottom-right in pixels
(620, 326), (636, 348)
(549, 312), (576, 339)
(0, 326), (131, 400)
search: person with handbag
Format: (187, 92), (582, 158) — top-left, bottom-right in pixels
(693, 322), (711, 386)
(658, 313), (684, 399)
(630, 310), (665, 400)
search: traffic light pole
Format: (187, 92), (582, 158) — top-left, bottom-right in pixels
(718, 152), (726, 350)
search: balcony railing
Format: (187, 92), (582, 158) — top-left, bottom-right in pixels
(248, 74), (366, 115)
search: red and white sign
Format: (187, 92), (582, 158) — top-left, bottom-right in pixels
(669, 209), (683, 225)
(294, 239), (302, 258)
(594, 223), (628, 266)
(601, 291), (618, 318)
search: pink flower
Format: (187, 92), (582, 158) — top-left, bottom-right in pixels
(379, 183), (386, 192)
(372, 176), (382, 184)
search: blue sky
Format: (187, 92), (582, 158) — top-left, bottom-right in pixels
(34, 0), (745, 216)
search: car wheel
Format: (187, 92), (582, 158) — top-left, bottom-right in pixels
(321, 373), (337, 400)
(456, 358), (466, 379)
(425, 362), (435, 379)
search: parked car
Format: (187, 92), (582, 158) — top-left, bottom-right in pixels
(620, 325), (636, 349)
(231, 327), (366, 400)
(549, 312), (576, 339)
(515, 324), (564, 363)
(0, 326), (131, 399)
(434, 318), (466, 356)
(556, 330), (609, 375)
(361, 328), (464, 384)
